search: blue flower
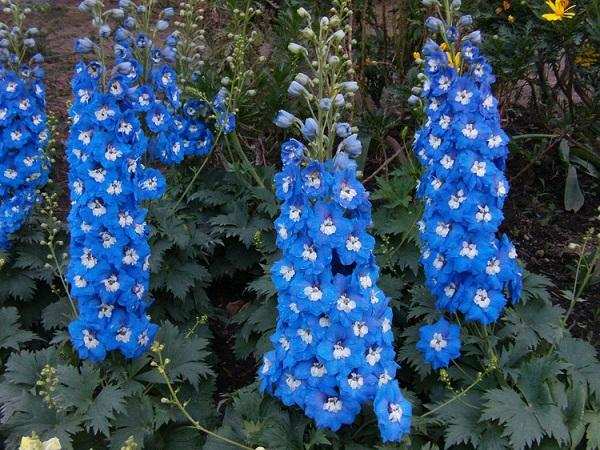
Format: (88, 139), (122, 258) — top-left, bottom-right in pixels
(280, 138), (305, 166)
(417, 318), (461, 369)
(0, 61), (49, 251)
(374, 382), (412, 443)
(75, 37), (95, 54)
(212, 88), (236, 134)
(260, 114), (409, 442)
(413, 32), (522, 335)
(65, 0), (218, 361)
(335, 122), (352, 138)
(340, 134), (362, 156)
(300, 118), (318, 141)
(274, 110), (296, 128)
(304, 388), (361, 431)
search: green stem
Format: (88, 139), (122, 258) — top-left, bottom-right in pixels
(226, 132), (266, 189)
(157, 352), (254, 450)
(48, 242), (77, 318)
(173, 157), (210, 211)
(420, 374), (484, 418)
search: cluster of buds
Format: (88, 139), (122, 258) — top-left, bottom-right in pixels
(36, 364), (59, 409)
(275, 1), (360, 167)
(174, 0), (207, 85)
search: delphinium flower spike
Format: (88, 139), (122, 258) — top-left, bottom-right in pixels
(66, 0), (214, 362)
(0, 1), (49, 251)
(411, 0), (523, 369)
(259, 2), (411, 442)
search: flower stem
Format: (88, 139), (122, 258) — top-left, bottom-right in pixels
(153, 345), (255, 450)
(420, 372), (485, 418)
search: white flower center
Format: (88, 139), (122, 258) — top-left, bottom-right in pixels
(353, 321), (369, 337)
(486, 258), (501, 275)
(440, 154), (454, 169)
(474, 289), (491, 308)
(462, 123), (479, 139)
(333, 343), (351, 359)
(366, 347), (382, 365)
(471, 161), (486, 177)
(340, 183), (357, 202)
(455, 89), (473, 105)
(388, 404), (403, 423)
(430, 332), (448, 351)
(348, 373), (364, 390)
(83, 330), (99, 349)
(429, 135), (441, 149)
(435, 222), (450, 237)
(311, 362), (326, 377)
(320, 217), (337, 236)
(323, 397), (343, 413)
(280, 265), (295, 282)
(460, 242), (478, 259)
(476, 205), (492, 222)
(488, 135), (503, 148)
(346, 235), (362, 252)
(337, 294), (356, 313)
(302, 245), (317, 262)
(304, 285), (323, 302)
(448, 190), (466, 209)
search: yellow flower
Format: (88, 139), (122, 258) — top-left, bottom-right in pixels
(413, 51), (423, 63)
(19, 435), (61, 450)
(19, 436), (43, 450)
(446, 51), (462, 70)
(542, 0), (575, 21)
(508, 15), (516, 23)
(42, 438), (61, 450)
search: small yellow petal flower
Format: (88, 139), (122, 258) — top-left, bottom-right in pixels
(508, 15), (516, 23)
(543, 0), (575, 21)
(19, 436), (43, 450)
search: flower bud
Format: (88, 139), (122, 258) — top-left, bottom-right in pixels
(297, 7), (309, 18)
(288, 42), (307, 54)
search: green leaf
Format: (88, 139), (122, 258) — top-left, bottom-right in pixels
(41, 301), (73, 331)
(55, 363), (101, 410)
(4, 394), (82, 450)
(521, 271), (554, 304)
(85, 385), (127, 437)
(564, 165), (585, 212)
(436, 392), (486, 448)
(557, 336), (600, 397)
(136, 322), (213, 388)
(563, 385), (587, 448)
(584, 410), (600, 450)
(0, 307), (37, 350)
(110, 396), (157, 449)
(482, 388), (544, 450)
(4, 347), (59, 387)
(501, 299), (564, 349)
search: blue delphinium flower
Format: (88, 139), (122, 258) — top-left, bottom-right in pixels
(412, 6), (522, 367)
(416, 318), (461, 369)
(66, 0), (214, 362)
(259, 6), (411, 443)
(0, 4), (49, 251)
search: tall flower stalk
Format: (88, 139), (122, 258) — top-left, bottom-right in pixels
(259, 2), (411, 442)
(0, 0), (49, 252)
(411, 0), (523, 369)
(66, 0), (213, 362)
